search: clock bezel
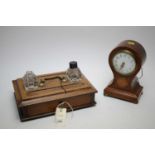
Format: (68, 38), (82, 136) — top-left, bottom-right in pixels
(111, 49), (137, 76)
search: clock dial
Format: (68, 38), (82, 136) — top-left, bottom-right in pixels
(112, 50), (136, 75)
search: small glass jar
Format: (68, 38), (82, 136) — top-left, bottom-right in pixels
(23, 71), (39, 91)
(66, 61), (81, 83)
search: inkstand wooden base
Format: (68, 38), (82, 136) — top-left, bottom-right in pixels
(12, 71), (97, 121)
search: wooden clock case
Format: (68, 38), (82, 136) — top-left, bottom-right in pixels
(104, 40), (146, 103)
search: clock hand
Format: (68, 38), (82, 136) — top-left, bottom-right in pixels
(120, 62), (125, 70)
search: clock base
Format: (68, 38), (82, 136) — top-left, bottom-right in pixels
(104, 85), (143, 103)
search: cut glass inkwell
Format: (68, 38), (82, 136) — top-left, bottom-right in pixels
(66, 61), (81, 83)
(23, 71), (39, 91)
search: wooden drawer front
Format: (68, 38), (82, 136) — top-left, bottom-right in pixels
(19, 93), (95, 121)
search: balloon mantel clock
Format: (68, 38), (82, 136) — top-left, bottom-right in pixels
(104, 40), (146, 103)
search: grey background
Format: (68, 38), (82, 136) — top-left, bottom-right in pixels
(0, 26), (155, 129)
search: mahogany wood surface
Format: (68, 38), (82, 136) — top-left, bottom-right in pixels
(13, 71), (97, 121)
(104, 40), (146, 103)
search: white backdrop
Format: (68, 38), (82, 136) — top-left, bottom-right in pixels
(0, 26), (155, 128)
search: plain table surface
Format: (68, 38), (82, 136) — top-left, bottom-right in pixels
(0, 26), (155, 129)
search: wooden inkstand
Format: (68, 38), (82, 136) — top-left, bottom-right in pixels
(104, 40), (146, 103)
(12, 62), (97, 121)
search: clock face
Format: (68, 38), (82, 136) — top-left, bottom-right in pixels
(112, 50), (136, 75)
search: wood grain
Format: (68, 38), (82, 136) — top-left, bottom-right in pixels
(13, 71), (97, 121)
(104, 40), (146, 103)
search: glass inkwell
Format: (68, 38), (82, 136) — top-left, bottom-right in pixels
(66, 61), (81, 83)
(23, 71), (39, 91)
